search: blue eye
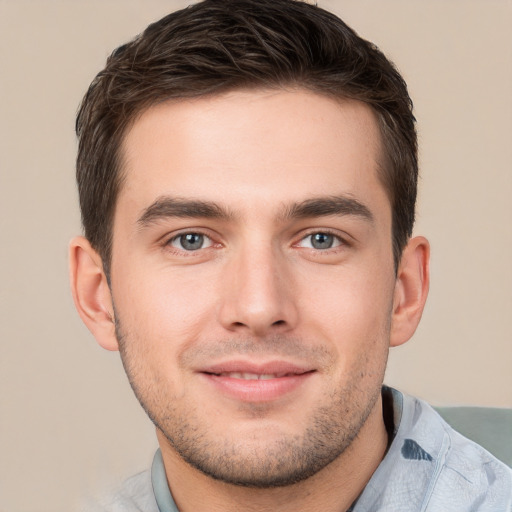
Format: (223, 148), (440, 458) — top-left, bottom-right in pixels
(310, 233), (334, 249)
(170, 233), (212, 251)
(299, 232), (342, 250)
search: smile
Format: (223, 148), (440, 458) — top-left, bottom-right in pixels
(199, 363), (316, 402)
(213, 372), (298, 380)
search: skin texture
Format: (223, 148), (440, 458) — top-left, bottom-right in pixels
(70, 89), (429, 512)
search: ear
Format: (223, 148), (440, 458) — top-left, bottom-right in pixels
(69, 236), (119, 351)
(389, 236), (430, 348)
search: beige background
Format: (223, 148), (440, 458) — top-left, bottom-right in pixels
(1, 1), (511, 511)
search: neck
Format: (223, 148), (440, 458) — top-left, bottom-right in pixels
(157, 397), (388, 512)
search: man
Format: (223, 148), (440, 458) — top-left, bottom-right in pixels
(69, 0), (512, 510)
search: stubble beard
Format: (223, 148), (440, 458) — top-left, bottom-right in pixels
(116, 320), (387, 488)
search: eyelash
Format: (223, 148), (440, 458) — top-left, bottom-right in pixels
(163, 229), (349, 255)
(294, 229), (349, 252)
(164, 230), (218, 254)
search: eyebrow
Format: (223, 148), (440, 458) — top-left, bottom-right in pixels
(137, 196), (234, 227)
(281, 195), (374, 223)
(137, 194), (373, 228)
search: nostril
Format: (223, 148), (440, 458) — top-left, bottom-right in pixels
(272, 320), (286, 327)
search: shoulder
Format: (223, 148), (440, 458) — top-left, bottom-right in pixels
(429, 408), (511, 509)
(81, 469), (159, 512)
(400, 391), (512, 510)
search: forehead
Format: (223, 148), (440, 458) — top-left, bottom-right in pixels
(118, 89), (388, 221)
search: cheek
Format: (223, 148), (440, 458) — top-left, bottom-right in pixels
(300, 262), (395, 357)
(112, 265), (220, 358)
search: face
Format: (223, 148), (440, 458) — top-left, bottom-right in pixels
(111, 89), (397, 486)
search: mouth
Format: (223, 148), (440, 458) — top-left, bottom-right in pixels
(198, 362), (316, 402)
(209, 371), (302, 380)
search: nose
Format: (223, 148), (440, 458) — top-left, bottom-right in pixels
(217, 243), (299, 337)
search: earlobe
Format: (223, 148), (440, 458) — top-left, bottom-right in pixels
(389, 236), (430, 348)
(69, 236), (119, 351)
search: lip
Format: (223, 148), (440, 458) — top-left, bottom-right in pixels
(198, 360), (316, 402)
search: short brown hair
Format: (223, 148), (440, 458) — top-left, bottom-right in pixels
(76, 0), (417, 278)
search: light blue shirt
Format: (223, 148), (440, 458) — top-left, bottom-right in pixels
(84, 388), (512, 511)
